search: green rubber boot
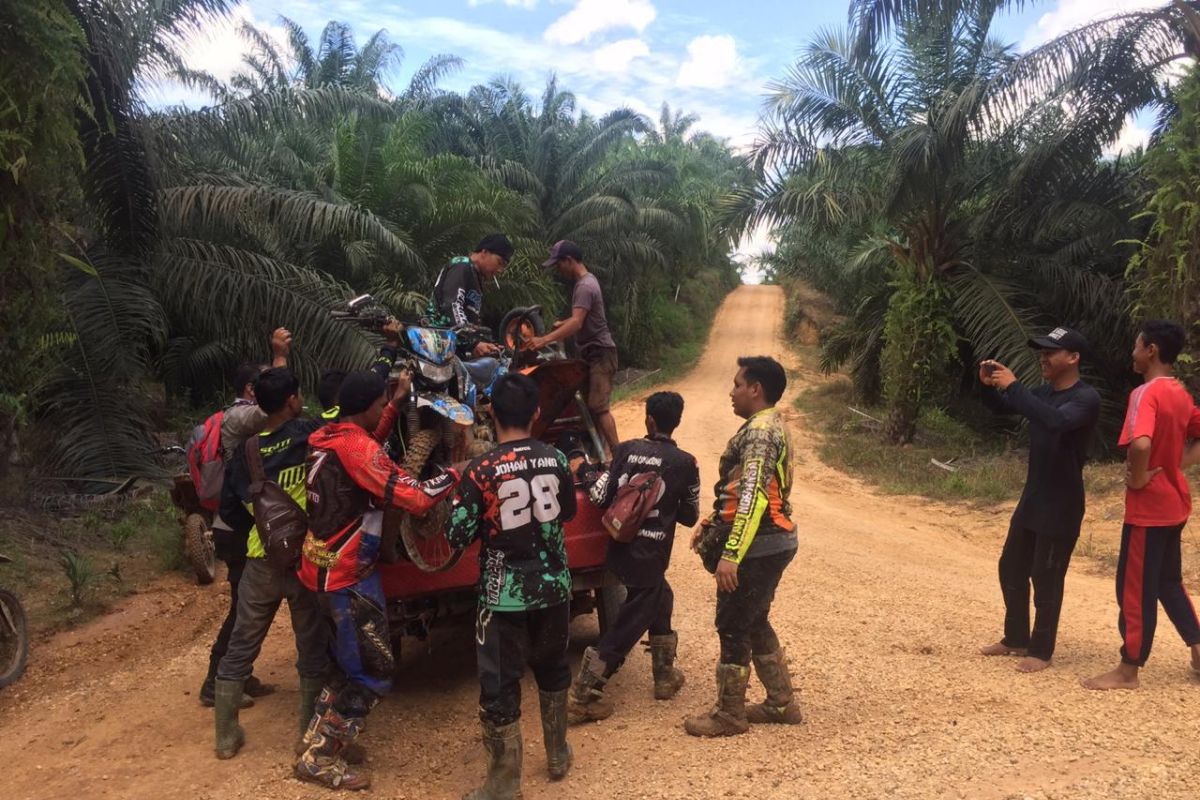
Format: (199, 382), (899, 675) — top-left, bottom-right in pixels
(213, 678), (246, 759)
(463, 720), (523, 800)
(539, 689), (572, 781)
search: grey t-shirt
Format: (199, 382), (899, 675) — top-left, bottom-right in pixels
(572, 273), (616, 352)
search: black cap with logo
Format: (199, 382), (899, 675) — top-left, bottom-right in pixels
(1027, 326), (1089, 356)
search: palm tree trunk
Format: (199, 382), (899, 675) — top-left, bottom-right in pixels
(880, 260), (956, 444)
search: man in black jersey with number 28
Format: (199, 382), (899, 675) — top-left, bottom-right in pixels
(446, 373), (577, 800)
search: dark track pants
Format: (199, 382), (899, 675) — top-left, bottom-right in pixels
(475, 603), (571, 726)
(596, 579), (674, 668)
(998, 525), (1077, 661)
(207, 547), (247, 677)
(715, 548), (796, 666)
(1116, 523), (1200, 666)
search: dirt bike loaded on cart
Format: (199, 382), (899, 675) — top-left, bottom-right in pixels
(332, 296), (626, 653)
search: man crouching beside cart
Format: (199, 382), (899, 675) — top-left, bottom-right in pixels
(295, 370), (459, 790)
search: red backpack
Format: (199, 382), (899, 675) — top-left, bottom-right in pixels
(601, 472), (665, 543)
(188, 410), (225, 511)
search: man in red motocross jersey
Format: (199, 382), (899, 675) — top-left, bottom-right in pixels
(295, 371), (459, 790)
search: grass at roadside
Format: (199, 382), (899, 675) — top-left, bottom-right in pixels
(612, 333), (707, 404)
(0, 488), (191, 635)
(796, 378), (1031, 504)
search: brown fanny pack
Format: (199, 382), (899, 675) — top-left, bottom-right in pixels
(245, 438), (308, 571)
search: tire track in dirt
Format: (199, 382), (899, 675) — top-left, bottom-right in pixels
(2, 285), (1198, 800)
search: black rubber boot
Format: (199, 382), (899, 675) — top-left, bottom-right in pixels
(539, 689), (572, 781)
(200, 668), (253, 709)
(213, 678), (246, 759)
(463, 720), (523, 800)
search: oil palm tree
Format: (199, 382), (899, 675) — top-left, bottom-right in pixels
(741, 0), (1188, 441)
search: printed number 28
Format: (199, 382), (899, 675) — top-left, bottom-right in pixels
(499, 475), (561, 530)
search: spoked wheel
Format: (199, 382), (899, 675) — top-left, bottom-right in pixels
(399, 502), (464, 572)
(0, 588), (29, 689)
(183, 513), (216, 585)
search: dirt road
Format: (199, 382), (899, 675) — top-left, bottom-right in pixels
(3, 284), (1198, 800)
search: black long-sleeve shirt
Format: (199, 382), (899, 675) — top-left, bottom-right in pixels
(984, 379), (1101, 538)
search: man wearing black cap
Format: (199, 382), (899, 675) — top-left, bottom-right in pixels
(978, 327), (1101, 673)
(427, 233), (514, 359)
(525, 240), (620, 457)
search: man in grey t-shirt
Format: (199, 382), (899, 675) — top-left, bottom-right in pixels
(525, 240), (620, 457)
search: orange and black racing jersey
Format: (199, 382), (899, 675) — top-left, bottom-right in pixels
(299, 421), (458, 593)
(709, 406), (795, 564)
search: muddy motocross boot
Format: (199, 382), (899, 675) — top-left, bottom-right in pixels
(683, 663), (751, 738)
(295, 684), (367, 765)
(746, 648), (804, 725)
(647, 632), (686, 700)
(539, 689), (572, 781)
(464, 720), (523, 800)
(213, 678), (247, 759)
(295, 707), (371, 791)
(566, 647), (613, 724)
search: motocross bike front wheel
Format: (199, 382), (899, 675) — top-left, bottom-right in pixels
(183, 513), (216, 585)
(0, 588), (29, 689)
(395, 428), (465, 572)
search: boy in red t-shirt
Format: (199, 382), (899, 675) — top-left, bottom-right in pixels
(1083, 320), (1200, 690)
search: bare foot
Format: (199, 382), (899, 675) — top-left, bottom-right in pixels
(1016, 657), (1051, 673)
(1080, 665), (1140, 691)
(980, 641), (1027, 657)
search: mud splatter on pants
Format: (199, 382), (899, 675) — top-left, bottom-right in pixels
(322, 571), (394, 717)
(715, 548), (796, 666)
(475, 602), (571, 726)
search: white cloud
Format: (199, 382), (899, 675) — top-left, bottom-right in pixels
(147, 2), (289, 107)
(592, 38), (651, 73)
(544, 0), (657, 46)
(180, 3), (288, 83)
(1020, 0), (1164, 50)
(1104, 115), (1153, 156)
(468, 0), (538, 8)
(676, 35), (739, 90)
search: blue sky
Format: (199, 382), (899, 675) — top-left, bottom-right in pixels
(157, 1), (1165, 264)
(162, 1), (1160, 147)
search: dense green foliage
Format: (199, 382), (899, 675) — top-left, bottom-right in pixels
(748, 0), (1196, 441)
(0, 2), (741, 479)
(0, 0), (88, 472)
(1126, 63), (1200, 389)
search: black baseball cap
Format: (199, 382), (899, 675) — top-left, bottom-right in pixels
(542, 240), (583, 268)
(1028, 326), (1089, 356)
(476, 233), (513, 262)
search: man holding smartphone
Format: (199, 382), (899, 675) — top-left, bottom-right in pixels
(978, 327), (1101, 673)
